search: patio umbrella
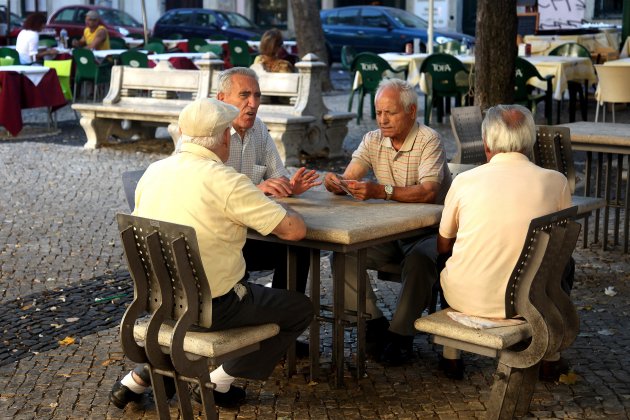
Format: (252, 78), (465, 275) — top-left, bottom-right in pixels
(141, 0), (149, 45)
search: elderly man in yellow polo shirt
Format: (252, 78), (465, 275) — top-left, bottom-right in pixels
(109, 98), (313, 410)
(72, 10), (110, 50)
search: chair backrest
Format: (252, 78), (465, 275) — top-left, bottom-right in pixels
(122, 169), (146, 211)
(500, 207), (580, 366)
(145, 42), (165, 54)
(594, 64), (630, 105)
(44, 59), (73, 100)
(109, 37), (128, 49)
(533, 125), (576, 193)
(198, 44), (223, 56)
(0, 47), (20, 64)
(0, 57), (14, 66)
(166, 33), (184, 40)
(419, 53), (469, 95)
(120, 50), (149, 68)
(514, 56), (545, 101)
(435, 40), (461, 55)
(341, 45), (356, 71)
(188, 37), (208, 52)
(351, 52), (398, 92)
(228, 39), (253, 66)
(209, 34), (228, 41)
(117, 213), (213, 371)
(72, 48), (98, 78)
(38, 38), (57, 48)
(148, 36), (163, 44)
(449, 105), (485, 164)
(548, 42), (591, 60)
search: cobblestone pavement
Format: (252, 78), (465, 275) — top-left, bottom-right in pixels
(0, 70), (629, 419)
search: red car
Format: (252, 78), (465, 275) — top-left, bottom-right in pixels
(0, 6), (23, 45)
(45, 5), (145, 40)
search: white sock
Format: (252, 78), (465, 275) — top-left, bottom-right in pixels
(210, 365), (235, 393)
(121, 372), (147, 394)
(442, 346), (461, 360)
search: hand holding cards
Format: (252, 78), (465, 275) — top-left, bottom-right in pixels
(330, 177), (354, 197)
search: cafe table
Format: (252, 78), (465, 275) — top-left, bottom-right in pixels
(378, 52), (428, 87)
(92, 49), (129, 60)
(524, 32), (617, 56)
(247, 189), (443, 387)
(603, 57), (630, 66)
(0, 65), (66, 136)
(559, 121), (630, 252)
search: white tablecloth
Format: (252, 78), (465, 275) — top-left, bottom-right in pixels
(524, 33), (617, 56)
(0, 65), (50, 86)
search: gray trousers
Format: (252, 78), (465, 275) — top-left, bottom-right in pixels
(135, 282), (313, 382)
(334, 234), (438, 337)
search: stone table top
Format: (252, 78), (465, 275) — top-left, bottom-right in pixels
(560, 122), (630, 148)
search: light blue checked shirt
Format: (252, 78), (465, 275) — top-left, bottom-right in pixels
(225, 117), (289, 185)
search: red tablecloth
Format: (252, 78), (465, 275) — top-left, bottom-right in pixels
(0, 69), (67, 136)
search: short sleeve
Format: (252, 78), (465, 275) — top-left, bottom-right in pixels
(438, 177), (461, 239)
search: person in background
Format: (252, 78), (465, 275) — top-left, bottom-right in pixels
(72, 10), (110, 50)
(251, 28), (295, 73)
(437, 104), (573, 381)
(15, 12), (58, 64)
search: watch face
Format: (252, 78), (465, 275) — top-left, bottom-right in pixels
(385, 184), (394, 194)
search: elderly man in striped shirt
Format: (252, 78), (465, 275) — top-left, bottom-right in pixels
(324, 79), (452, 365)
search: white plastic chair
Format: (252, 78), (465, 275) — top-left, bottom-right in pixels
(594, 65), (630, 123)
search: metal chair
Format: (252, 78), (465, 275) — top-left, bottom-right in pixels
(415, 207), (580, 420)
(109, 37), (128, 49)
(349, 52), (405, 123)
(514, 57), (554, 125)
(449, 105), (486, 165)
(117, 213), (280, 419)
(593, 65), (630, 123)
(72, 48), (112, 102)
(119, 50), (149, 68)
(548, 42), (592, 123)
(228, 39), (255, 67)
(419, 53), (471, 125)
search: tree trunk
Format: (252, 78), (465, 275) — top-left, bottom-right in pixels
(289, 0), (333, 91)
(474, 0), (517, 110)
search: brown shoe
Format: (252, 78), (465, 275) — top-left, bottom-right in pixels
(539, 358), (570, 382)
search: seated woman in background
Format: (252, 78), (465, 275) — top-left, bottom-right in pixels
(252, 28), (295, 73)
(15, 12), (58, 64)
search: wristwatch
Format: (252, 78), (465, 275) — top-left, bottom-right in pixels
(384, 184), (394, 200)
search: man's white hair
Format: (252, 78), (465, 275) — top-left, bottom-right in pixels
(481, 104), (536, 154)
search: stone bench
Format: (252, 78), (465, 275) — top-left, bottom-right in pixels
(72, 59), (224, 149)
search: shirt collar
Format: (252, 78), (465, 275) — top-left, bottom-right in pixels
(489, 152), (530, 163)
(383, 122), (419, 152)
(179, 142), (222, 162)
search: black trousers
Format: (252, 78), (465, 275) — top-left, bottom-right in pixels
(242, 238), (310, 293)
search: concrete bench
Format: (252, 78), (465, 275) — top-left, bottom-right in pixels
(72, 59), (224, 149)
(415, 208), (581, 420)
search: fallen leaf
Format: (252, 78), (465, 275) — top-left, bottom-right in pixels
(49, 402), (58, 408)
(578, 305), (593, 311)
(50, 323), (64, 329)
(65, 317), (79, 323)
(58, 336), (75, 346)
(20, 305), (32, 311)
(58, 373), (71, 378)
(604, 286), (617, 296)
(558, 371), (579, 385)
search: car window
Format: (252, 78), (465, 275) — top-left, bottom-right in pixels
(322, 11), (338, 25)
(99, 9), (142, 27)
(53, 7), (77, 23)
(217, 11), (257, 29)
(361, 9), (389, 27)
(75, 8), (88, 24)
(338, 8), (359, 25)
(387, 7), (428, 29)
(194, 12), (216, 27)
(161, 10), (193, 26)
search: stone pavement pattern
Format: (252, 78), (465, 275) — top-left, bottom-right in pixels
(0, 74), (629, 419)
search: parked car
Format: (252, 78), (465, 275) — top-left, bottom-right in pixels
(153, 8), (264, 40)
(320, 6), (475, 62)
(45, 5), (145, 40)
(0, 6), (23, 45)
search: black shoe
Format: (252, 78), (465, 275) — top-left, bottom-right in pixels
(110, 380), (143, 409)
(381, 333), (414, 366)
(365, 317), (390, 361)
(192, 384), (246, 408)
(438, 355), (464, 380)
(138, 365), (177, 399)
(295, 340), (310, 358)
(539, 358), (570, 382)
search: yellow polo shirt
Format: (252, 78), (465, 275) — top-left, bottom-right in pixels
(134, 143), (287, 298)
(83, 24), (110, 50)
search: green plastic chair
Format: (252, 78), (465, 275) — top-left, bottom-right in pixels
(0, 57), (14, 66)
(109, 37), (128, 49)
(72, 48), (112, 102)
(166, 33), (184, 40)
(228, 39), (255, 67)
(349, 52), (406, 123)
(44, 59), (73, 100)
(120, 50), (149, 68)
(419, 53), (471, 125)
(145, 42), (165, 54)
(0, 47), (20, 64)
(548, 42), (591, 122)
(188, 37), (208, 52)
(198, 44), (223, 57)
(38, 38), (57, 48)
(514, 56), (554, 125)
(341, 45), (356, 71)
(435, 40), (462, 55)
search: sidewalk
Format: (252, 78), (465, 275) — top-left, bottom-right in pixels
(0, 73), (629, 419)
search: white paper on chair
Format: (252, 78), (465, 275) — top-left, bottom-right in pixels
(447, 311), (526, 329)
